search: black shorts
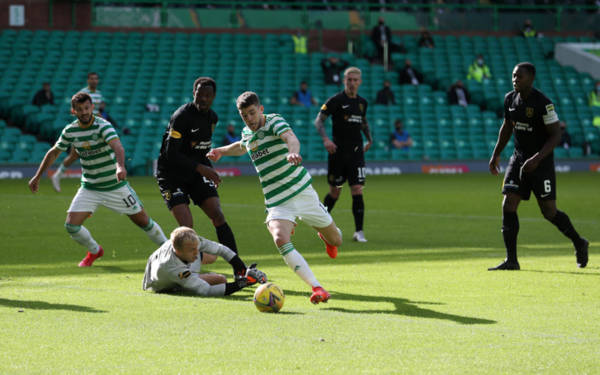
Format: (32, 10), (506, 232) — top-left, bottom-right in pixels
(327, 148), (366, 187)
(156, 172), (218, 210)
(502, 153), (556, 201)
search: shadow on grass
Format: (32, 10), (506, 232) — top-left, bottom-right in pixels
(521, 268), (600, 277)
(0, 298), (106, 313)
(284, 290), (496, 325)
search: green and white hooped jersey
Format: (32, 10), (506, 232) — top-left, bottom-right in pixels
(79, 87), (103, 114)
(55, 115), (125, 191)
(241, 113), (312, 208)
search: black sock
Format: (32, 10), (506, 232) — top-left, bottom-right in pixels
(224, 282), (243, 295)
(502, 211), (519, 263)
(216, 222), (237, 254)
(550, 210), (583, 247)
(352, 194), (365, 232)
(323, 194), (337, 213)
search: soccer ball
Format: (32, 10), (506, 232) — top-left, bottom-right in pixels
(253, 283), (285, 313)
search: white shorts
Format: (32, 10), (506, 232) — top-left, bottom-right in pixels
(67, 183), (144, 216)
(265, 185), (333, 228)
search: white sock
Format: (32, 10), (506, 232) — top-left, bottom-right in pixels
(143, 218), (167, 245)
(55, 163), (66, 178)
(65, 224), (100, 253)
(278, 243), (319, 288)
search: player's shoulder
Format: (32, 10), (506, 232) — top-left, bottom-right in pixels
(358, 95), (368, 105)
(532, 87), (553, 105)
(95, 115), (112, 127)
(504, 90), (517, 101)
(266, 113), (288, 125)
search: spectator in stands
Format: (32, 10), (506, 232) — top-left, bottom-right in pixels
(447, 80), (471, 107)
(290, 81), (317, 107)
(292, 29), (307, 54)
(390, 119), (413, 150)
(370, 17), (406, 68)
(521, 19), (537, 38)
(321, 56), (349, 85)
(398, 59), (423, 86)
(558, 121), (571, 149)
(371, 17), (392, 65)
(590, 81), (600, 127)
(467, 54), (492, 83)
(375, 80), (396, 105)
(222, 123), (240, 146)
(418, 29), (435, 49)
(32, 82), (54, 107)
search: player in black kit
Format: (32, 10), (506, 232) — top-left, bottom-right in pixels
(156, 77), (239, 256)
(488, 62), (588, 270)
(315, 67), (373, 242)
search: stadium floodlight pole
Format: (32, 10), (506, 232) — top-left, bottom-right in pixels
(383, 40), (389, 71)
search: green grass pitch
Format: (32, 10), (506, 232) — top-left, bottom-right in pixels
(1, 173), (598, 374)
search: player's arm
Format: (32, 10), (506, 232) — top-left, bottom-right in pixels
(206, 141), (246, 162)
(176, 269), (250, 297)
(108, 138), (127, 181)
(489, 118), (514, 175)
(522, 120), (561, 173)
(361, 116), (373, 152)
(315, 112), (337, 154)
(280, 130), (302, 165)
(28, 146), (63, 193)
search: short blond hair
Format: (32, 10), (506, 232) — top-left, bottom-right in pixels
(170, 226), (199, 251)
(344, 66), (362, 78)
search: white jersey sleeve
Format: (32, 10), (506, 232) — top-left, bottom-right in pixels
(198, 236), (236, 262)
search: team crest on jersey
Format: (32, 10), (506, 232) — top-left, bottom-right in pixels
(163, 190), (172, 201)
(178, 270), (191, 279)
(359, 103), (364, 113)
(82, 141), (91, 150)
(526, 107), (534, 118)
(257, 132), (265, 140)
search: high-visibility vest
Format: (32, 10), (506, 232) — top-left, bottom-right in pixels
(292, 35), (307, 54)
(523, 28), (536, 38)
(589, 90), (600, 107)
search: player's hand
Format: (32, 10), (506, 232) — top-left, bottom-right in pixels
(323, 138), (337, 154)
(196, 164), (222, 187)
(364, 140), (373, 152)
(522, 155), (540, 174)
(28, 175), (40, 193)
(287, 153), (302, 166)
(489, 155), (500, 175)
(116, 165), (127, 181)
(206, 149), (222, 162)
(245, 263), (267, 285)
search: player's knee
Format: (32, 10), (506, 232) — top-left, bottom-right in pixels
(272, 232), (291, 247)
(329, 187), (341, 199)
(210, 212), (226, 227)
(65, 223), (81, 234)
(350, 186), (363, 195)
(540, 207), (556, 221)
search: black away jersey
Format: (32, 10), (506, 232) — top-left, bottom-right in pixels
(157, 103), (218, 178)
(320, 91), (368, 149)
(503, 88), (559, 158)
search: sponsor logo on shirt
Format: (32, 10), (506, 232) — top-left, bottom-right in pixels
(251, 148), (270, 161)
(515, 121), (533, 132)
(78, 148), (104, 157)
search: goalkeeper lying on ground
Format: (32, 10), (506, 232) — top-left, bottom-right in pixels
(143, 226), (266, 296)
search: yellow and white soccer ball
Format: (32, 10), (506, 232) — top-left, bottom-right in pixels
(253, 283), (285, 313)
